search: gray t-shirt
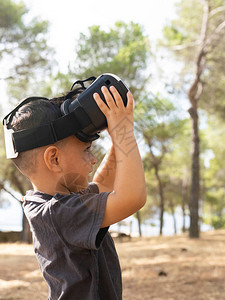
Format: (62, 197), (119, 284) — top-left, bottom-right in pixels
(23, 183), (122, 300)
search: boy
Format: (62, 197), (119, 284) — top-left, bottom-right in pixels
(5, 84), (146, 299)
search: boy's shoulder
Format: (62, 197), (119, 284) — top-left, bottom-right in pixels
(23, 182), (110, 251)
(77, 182), (99, 195)
(23, 182), (108, 222)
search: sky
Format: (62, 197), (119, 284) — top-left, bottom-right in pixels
(1, 0), (183, 234)
(23, 0), (177, 71)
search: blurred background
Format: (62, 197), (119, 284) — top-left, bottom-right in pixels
(0, 0), (225, 242)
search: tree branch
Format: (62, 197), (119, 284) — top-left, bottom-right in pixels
(209, 6), (225, 18)
(215, 20), (225, 34)
(170, 40), (200, 51)
(0, 76), (14, 80)
(206, 20), (225, 50)
(188, 0), (209, 105)
(0, 182), (21, 203)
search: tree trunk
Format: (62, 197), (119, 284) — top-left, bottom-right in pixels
(21, 210), (32, 243)
(189, 108), (200, 238)
(182, 171), (189, 233)
(187, 0), (209, 238)
(136, 211), (142, 237)
(170, 200), (177, 235)
(182, 195), (186, 233)
(10, 171), (33, 243)
(154, 166), (164, 235)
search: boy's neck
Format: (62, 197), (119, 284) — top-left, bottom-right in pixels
(32, 182), (71, 196)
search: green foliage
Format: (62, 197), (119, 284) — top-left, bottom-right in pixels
(202, 118), (225, 223)
(0, 0), (26, 30)
(164, 0), (225, 45)
(138, 92), (190, 224)
(0, 0), (54, 206)
(137, 92), (183, 151)
(211, 215), (225, 229)
(173, 0), (203, 40)
(0, 0), (55, 101)
(66, 21), (151, 101)
(161, 0), (225, 116)
(162, 25), (187, 46)
(160, 0), (204, 63)
(204, 212), (225, 229)
(203, 118), (225, 186)
(200, 49), (225, 118)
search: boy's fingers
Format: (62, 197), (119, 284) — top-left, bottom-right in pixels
(109, 86), (124, 109)
(101, 86), (116, 110)
(94, 89), (134, 116)
(93, 92), (109, 115)
(126, 91), (134, 112)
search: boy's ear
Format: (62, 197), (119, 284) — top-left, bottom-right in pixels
(43, 146), (62, 173)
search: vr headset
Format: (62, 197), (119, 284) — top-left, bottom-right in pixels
(3, 73), (129, 159)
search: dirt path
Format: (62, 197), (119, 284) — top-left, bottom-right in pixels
(0, 230), (225, 300)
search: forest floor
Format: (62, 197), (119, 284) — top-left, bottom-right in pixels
(0, 229), (225, 300)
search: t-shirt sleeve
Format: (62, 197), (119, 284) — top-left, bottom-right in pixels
(49, 187), (110, 250)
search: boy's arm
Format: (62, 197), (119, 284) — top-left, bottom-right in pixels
(93, 86), (146, 228)
(93, 145), (117, 193)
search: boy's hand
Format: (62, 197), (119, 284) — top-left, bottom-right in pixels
(93, 86), (134, 144)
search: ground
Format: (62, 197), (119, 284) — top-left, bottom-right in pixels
(0, 230), (225, 300)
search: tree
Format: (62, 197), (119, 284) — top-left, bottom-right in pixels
(202, 118), (225, 229)
(162, 119), (192, 233)
(0, 0), (54, 242)
(161, 0), (225, 238)
(137, 92), (183, 235)
(0, 0), (54, 100)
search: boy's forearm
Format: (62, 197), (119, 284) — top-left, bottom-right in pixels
(93, 145), (116, 192)
(93, 87), (146, 227)
(112, 131), (146, 208)
(100, 131), (147, 227)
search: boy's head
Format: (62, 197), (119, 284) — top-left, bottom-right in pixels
(8, 95), (97, 195)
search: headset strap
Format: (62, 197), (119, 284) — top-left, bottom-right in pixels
(12, 106), (93, 152)
(70, 76), (96, 91)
